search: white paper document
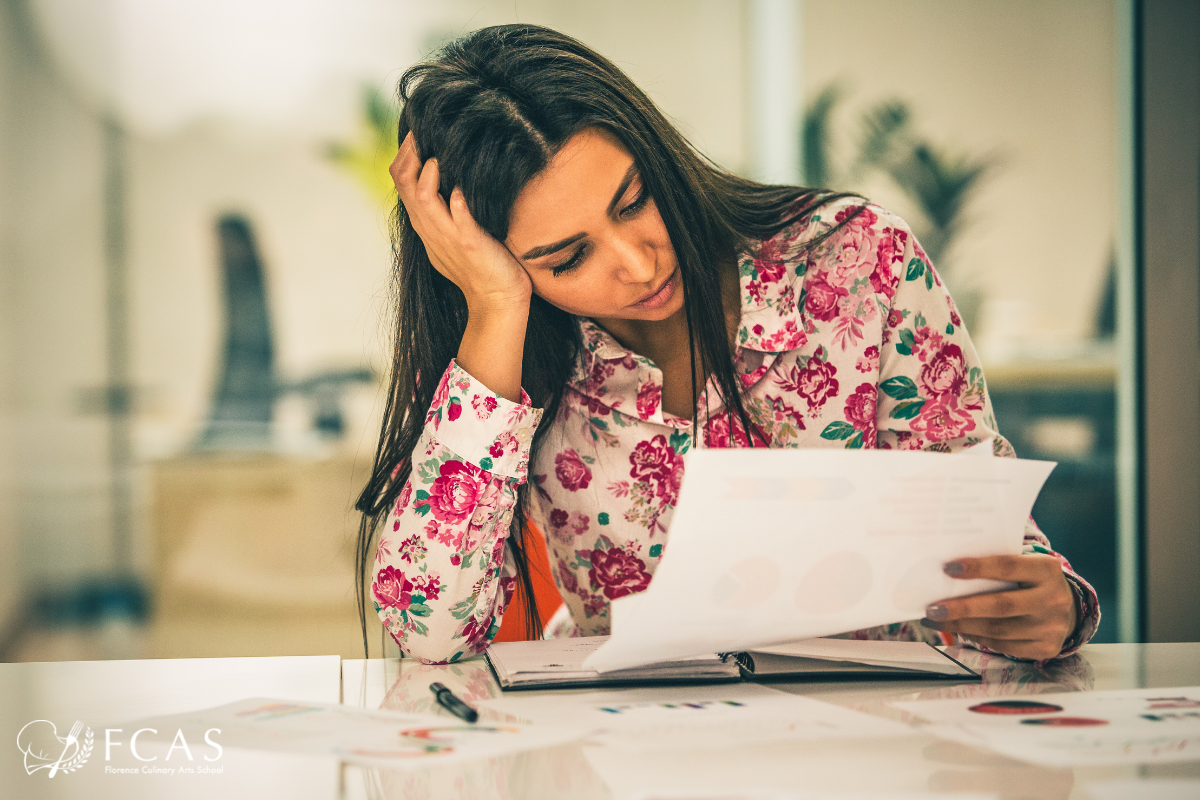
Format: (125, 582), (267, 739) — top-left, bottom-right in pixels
(892, 686), (1200, 766)
(584, 446), (1054, 672)
(117, 697), (579, 769)
(481, 682), (914, 749)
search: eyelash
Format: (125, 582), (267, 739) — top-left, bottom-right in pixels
(552, 246), (588, 277)
(550, 187), (649, 277)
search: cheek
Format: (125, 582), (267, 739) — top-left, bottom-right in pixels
(529, 272), (614, 315)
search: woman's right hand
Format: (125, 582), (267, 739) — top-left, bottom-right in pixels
(390, 132), (532, 315)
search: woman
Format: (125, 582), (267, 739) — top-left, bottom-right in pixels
(355, 23), (1098, 665)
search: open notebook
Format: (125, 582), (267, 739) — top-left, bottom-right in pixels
(486, 636), (978, 691)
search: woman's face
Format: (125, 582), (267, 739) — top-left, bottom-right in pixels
(504, 128), (683, 323)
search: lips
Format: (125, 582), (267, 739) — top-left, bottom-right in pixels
(632, 270), (677, 309)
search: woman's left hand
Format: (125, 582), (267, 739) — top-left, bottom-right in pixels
(921, 555), (1080, 661)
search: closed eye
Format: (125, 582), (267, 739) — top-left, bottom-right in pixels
(619, 185), (649, 218)
(551, 245), (588, 277)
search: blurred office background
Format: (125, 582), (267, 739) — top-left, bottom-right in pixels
(1, 0), (1196, 662)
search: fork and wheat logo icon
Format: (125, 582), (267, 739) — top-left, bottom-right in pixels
(17, 719), (94, 776)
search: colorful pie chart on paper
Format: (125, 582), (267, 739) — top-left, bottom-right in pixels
(968, 700), (1065, 715)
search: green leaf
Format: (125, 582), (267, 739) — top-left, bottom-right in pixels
(925, 268), (934, 290)
(649, 544), (663, 558)
(414, 490), (429, 501)
(895, 342), (912, 356)
(597, 512), (610, 526)
(846, 431), (865, 449)
(414, 503), (430, 517)
(880, 376), (919, 400)
(945, 323), (955, 335)
(899, 328), (916, 348)
(407, 602), (432, 618)
(820, 420), (856, 441)
(669, 428), (691, 455)
(905, 258), (925, 281)
(479, 457), (493, 471)
(890, 399), (926, 420)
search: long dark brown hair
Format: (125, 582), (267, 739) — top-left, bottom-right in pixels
(354, 23), (863, 653)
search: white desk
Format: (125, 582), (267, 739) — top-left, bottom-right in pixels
(4, 645), (1198, 799)
(1, 655), (340, 799)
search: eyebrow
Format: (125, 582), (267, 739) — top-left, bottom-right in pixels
(519, 163), (640, 260)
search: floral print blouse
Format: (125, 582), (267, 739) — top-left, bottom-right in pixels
(371, 199), (1101, 664)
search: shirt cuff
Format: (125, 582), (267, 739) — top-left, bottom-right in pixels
(1057, 570), (1101, 658)
(425, 359), (544, 481)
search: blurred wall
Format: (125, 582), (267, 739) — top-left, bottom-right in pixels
(0, 0), (21, 635)
(804, 0), (1116, 355)
(0, 0), (114, 599)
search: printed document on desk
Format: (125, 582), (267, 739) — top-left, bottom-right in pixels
(481, 682), (914, 749)
(117, 697), (580, 769)
(893, 686), (1200, 766)
(584, 446), (1054, 673)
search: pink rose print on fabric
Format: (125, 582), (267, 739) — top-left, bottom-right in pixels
(759, 319), (806, 352)
(395, 482), (413, 518)
(835, 204), (877, 228)
(447, 401), (462, 421)
(911, 394), (977, 442)
(427, 460), (484, 525)
(426, 369), (452, 426)
(556, 559), (581, 596)
(920, 343), (967, 397)
(887, 308), (907, 329)
(656, 456), (685, 505)
(588, 547), (652, 600)
(549, 508), (569, 529)
(471, 394), (498, 420)
(636, 381), (662, 419)
(871, 226), (907, 299)
(764, 395), (806, 432)
(555, 449), (593, 491)
(411, 574), (441, 601)
(755, 259), (787, 284)
(844, 382), (878, 433)
(745, 280), (767, 304)
(457, 613), (494, 654)
(629, 435), (675, 483)
(373, 566), (413, 610)
(780, 355), (839, 415)
(803, 272), (849, 322)
(944, 294), (963, 327)
(703, 411), (771, 448)
(856, 345), (880, 374)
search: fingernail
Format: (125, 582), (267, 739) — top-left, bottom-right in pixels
(925, 604), (949, 621)
(944, 561), (965, 577)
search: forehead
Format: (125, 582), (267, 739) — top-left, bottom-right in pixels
(506, 128), (635, 247)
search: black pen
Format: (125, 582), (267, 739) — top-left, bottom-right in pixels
(429, 682), (479, 723)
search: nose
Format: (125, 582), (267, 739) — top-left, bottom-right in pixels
(612, 232), (656, 285)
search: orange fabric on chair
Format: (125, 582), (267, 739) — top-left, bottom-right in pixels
(493, 521), (563, 642)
